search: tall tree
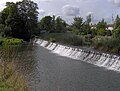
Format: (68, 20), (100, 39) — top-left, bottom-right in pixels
(17, 0), (39, 38)
(38, 16), (67, 33)
(0, 0), (39, 41)
(72, 17), (83, 32)
(112, 15), (120, 38)
(114, 15), (120, 29)
(96, 19), (107, 36)
(96, 19), (107, 30)
(39, 16), (53, 32)
(83, 14), (92, 34)
(55, 16), (67, 33)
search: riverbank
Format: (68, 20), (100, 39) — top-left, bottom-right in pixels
(0, 46), (28, 91)
(0, 61), (28, 91)
(39, 33), (120, 55)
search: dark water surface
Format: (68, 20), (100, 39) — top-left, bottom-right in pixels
(14, 45), (120, 91)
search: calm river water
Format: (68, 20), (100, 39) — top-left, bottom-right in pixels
(12, 45), (120, 91)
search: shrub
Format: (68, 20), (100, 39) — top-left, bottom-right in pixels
(0, 38), (23, 46)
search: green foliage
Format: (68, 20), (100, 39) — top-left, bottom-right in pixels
(72, 17), (83, 32)
(106, 30), (112, 36)
(71, 15), (92, 35)
(91, 29), (97, 36)
(0, 0), (39, 41)
(72, 27), (79, 35)
(55, 16), (67, 33)
(112, 15), (120, 38)
(97, 29), (106, 36)
(39, 16), (53, 32)
(41, 33), (84, 46)
(112, 27), (120, 38)
(114, 15), (120, 29)
(93, 37), (120, 54)
(38, 16), (67, 33)
(96, 19), (107, 30)
(0, 38), (23, 46)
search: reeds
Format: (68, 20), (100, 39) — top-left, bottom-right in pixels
(0, 46), (28, 91)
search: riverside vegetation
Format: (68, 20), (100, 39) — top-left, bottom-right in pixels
(0, 0), (120, 90)
(38, 15), (120, 54)
(0, 0), (39, 90)
(0, 46), (28, 91)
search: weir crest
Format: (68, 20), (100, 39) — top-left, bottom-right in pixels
(35, 39), (120, 72)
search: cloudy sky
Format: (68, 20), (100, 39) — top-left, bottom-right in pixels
(0, 0), (120, 24)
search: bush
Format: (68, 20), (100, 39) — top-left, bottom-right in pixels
(0, 38), (23, 46)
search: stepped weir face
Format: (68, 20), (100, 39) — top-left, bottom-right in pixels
(35, 39), (120, 72)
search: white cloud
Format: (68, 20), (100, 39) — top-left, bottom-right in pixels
(36, 0), (53, 3)
(38, 9), (45, 15)
(108, 0), (120, 6)
(62, 5), (80, 16)
(86, 12), (94, 16)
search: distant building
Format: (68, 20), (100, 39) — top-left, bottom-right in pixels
(91, 24), (97, 29)
(106, 24), (113, 31)
(90, 24), (114, 31)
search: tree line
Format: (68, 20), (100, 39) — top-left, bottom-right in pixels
(38, 14), (120, 39)
(0, 0), (120, 41)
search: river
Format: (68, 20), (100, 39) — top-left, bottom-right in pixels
(12, 45), (120, 91)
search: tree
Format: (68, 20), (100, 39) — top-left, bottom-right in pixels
(113, 27), (120, 38)
(112, 15), (120, 38)
(96, 19), (107, 30)
(72, 17), (83, 32)
(17, 0), (39, 40)
(38, 16), (67, 33)
(96, 19), (107, 36)
(39, 16), (53, 32)
(114, 15), (120, 29)
(0, 0), (39, 41)
(55, 16), (67, 33)
(97, 29), (106, 36)
(85, 14), (92, 34)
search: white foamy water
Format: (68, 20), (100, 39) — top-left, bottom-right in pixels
(35, 39), (120, 72)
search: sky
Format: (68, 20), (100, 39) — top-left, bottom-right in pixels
(0, 0), (120, 24)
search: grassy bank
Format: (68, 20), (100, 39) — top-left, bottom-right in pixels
(40, 33), (120, 55)
(0, 46), (28, 91)
(0, 62), (27, 91)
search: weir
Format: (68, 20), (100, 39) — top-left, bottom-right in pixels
(35, 39), (120, 72)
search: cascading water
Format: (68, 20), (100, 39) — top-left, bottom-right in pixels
(35, 39), (120, 72)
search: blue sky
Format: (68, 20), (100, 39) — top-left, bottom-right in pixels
(0, 0), (120, 24)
